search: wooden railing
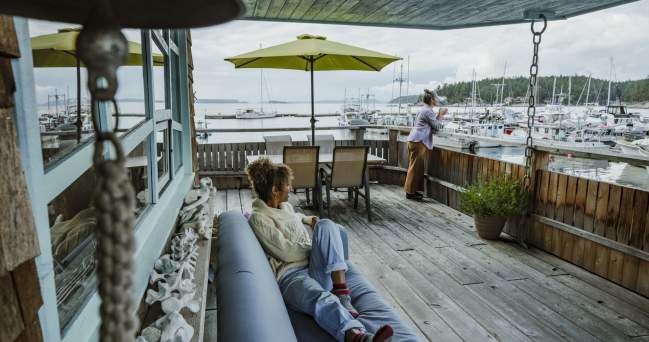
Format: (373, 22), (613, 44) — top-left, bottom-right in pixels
(414, 140), (649, 298)
(196, 139), (390, 174)
(195, 126), (649, 298)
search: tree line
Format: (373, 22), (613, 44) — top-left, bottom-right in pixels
(390, 75), (649, 105)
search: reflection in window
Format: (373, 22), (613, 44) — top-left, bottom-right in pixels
(113, 29), (147, 135)
(30, 21), (95, 168)
(49, 168), (98, 330)
(50, 144), (151, 329)
(152, 36), (168, 110)
(126, 140), (151, 215)
(173, 130), (183, 172)
(157, 129), (170, 185)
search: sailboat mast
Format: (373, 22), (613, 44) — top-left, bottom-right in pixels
(500, 61), (507, 105)
(397, 63), (403, 116)
(471, 69), (476, 116)
(552, 76), (557, 105)
(568, 76), (572, 106)
(260, 68), (264, 112)
(586, 74), (591, 105)
(607, 57), (613, 106)
(259, 43), (264, 113)
(405, 56), (410, 113)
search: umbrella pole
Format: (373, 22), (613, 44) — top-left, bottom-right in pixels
(76, 55), (82, 143)
(310, 57), (315, 146)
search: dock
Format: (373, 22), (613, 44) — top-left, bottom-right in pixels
(204, 113), (340, 119)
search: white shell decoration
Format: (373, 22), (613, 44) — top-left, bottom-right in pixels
(137, 178), (217, 342)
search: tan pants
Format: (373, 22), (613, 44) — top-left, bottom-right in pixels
(404, 142), (427, 194)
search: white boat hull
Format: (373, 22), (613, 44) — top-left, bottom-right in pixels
(235, 112), (276, 119)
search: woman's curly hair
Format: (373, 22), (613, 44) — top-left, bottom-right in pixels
(246, 158), (293, 202)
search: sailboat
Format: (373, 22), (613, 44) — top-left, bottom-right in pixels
(236, 58), (277, 119)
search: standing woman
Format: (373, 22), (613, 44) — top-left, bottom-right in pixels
(404, 89), (447, 200)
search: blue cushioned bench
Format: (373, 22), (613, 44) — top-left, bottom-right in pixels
(216, 211), (419, 342)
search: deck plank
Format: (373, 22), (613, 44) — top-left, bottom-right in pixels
(338, 216), (463, 342)
(226, 189), (242, 213)
(339, 214), (498, 341)
(371, 186), (531, 283)
(511, 278), (629, 341)
(466, 281), (597, 341)
(327, 192), (537, 341)
(203, 310), (217, 342)
(240, 188), (253, 213)
(214, 189), (227, 215)
(214, 184), (649, 342)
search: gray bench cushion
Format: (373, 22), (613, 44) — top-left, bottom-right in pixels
(288, 264), (420, 342)
(217, 211), (297, 342)
(217, 211), (420, 341)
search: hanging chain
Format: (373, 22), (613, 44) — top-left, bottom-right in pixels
(77, 10), (137, 341)
(523, 14), (547, 190)
(90, 97), (138, 342)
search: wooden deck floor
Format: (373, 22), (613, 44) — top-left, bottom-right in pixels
(208, 185), (649, 342)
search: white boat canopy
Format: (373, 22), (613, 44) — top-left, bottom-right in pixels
(240, 0), (639, 30)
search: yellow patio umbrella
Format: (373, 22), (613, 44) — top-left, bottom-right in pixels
(225, 34), (401, 143)
(31, 28), (164, 141)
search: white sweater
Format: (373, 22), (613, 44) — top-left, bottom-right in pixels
(248, 199), (318, 280)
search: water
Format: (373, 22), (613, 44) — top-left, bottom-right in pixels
(193, 102), (399, 143)
(44, 101), (649, 191)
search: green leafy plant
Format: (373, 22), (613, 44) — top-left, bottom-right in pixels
(461, 177), (526, 217)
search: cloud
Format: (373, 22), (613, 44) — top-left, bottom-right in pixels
(27, 0), (649, 103)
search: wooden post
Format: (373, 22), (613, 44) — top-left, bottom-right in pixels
(388, 129), (398, 166)
(517, 148), (549, 247)
(354, 127), (365, 146)
(0, 15), (44, 342)
(187, 31), (200, 187)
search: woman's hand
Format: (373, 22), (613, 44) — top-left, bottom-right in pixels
(438, 107), (448, 118)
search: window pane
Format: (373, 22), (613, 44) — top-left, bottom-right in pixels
(157, 128), (170, 184)
(50, 144), (150, 330)
(152, 35), (168, 110)
(30, 20), (95, 168)
(49, 167), (97, 330)
(171, 52), (181, 122)
(126, 140), (151, 215)
(115, 29), (146, 135)
(173, 129), (182, 172)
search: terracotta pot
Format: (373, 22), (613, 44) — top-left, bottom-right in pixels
(473, 215), (506, 240)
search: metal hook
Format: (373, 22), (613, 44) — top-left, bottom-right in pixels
(530, 14), (548, 35)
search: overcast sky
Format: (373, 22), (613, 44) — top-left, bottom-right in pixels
(29, 0), (649, 104)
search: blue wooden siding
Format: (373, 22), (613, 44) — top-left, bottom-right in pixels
(11, 17), (194, 342)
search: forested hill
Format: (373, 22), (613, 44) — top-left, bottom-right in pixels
(390, 75), (649, 105)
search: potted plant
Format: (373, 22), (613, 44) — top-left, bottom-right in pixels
(460, 176), (526, 240)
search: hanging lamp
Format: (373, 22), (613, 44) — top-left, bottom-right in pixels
(0, 1), (244, 341)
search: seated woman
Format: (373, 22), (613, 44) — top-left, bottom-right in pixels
(246, 158), (394, 342)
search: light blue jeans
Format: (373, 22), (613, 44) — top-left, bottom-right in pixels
(278, 219), (364, 342)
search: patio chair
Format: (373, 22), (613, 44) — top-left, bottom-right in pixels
(264, 135), (292, 155)
(306, 134), (335, 154)
(320, 146), (371, 221)
(283, 146), (323, 216)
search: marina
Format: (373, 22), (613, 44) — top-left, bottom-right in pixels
(2, 1), (649, 342)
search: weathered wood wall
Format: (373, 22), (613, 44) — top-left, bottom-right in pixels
(0, 15), (44, 342)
